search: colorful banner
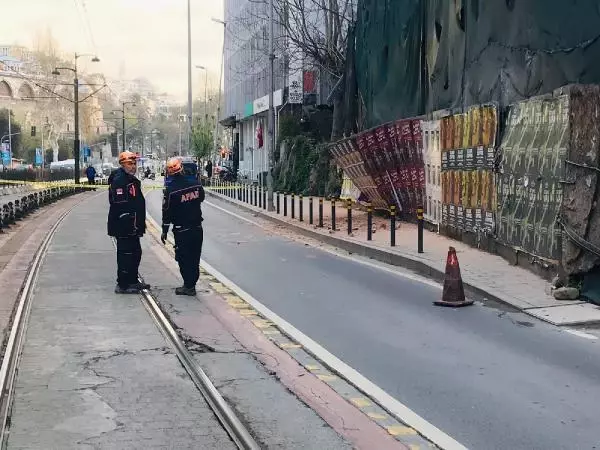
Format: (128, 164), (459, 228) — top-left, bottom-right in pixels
(440, 104), (498, 233)
(35, 148), (43, 166)
(329, 137), (386, 208)
(496, 96), (568, 260)
(1, 143), (10, 166)
(330, 118), (426, 213)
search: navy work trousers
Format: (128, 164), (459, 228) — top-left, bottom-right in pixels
(116, 236), (142, 288)
(174, 226), (203, 288)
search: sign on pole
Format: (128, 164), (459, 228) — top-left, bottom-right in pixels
(288, 69), (303, 104)
(1, 143), (10, 167)
(35, 147), (43, 166)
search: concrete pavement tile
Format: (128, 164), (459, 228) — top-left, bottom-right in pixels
(525, 303), (600, 326)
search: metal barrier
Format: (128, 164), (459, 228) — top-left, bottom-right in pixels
(0, 186), (80, 233)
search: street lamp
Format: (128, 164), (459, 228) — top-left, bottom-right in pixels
(211, 18), (226, 167)
(195, 65), (208, 124)
(111, 102), (136, 152)
(187, 0), (193, 156)
(52, 52), (100, 183)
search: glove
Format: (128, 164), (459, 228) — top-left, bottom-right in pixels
(161, 232), (167, 244)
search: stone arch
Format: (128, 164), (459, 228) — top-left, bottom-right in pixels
(17, 82), (34, 100)
(0, 80), (12, 98)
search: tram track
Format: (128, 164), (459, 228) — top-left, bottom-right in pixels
(0, 198), (84, 448)
(107, 237), (260, 450)
(135, 275), (260, 450)
(0, 190), (259, 449)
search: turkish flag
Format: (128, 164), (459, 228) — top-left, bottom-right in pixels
(256, 121), (264, 148)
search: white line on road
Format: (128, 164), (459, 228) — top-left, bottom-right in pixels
(200, 259), (468, 450)
(204, 199), (443, 291)
(146, 212), (467, 449)
(563, 329), (599, 340)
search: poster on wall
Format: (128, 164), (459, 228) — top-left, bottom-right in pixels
(329, 137), (387, 208)
(329, 117), (427, 213)
(440, 105), (498, 233)
(496, 96), (568, 260)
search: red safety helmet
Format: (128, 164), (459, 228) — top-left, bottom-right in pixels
(118, 151), (137, 164)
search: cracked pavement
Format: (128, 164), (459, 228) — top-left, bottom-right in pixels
(6, 194), (352, 449)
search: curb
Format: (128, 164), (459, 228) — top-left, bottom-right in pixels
(206, 191), (538, 315)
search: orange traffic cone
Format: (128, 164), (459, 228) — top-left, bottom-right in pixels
(434, 246), (474, 307)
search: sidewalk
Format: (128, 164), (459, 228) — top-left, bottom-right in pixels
(208, 189), (600, 326)
(6, 193), (402, 449)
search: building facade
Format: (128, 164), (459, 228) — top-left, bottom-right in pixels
(223, 0), (288, 180)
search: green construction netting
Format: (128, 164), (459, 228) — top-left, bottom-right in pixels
(356, 0), (600, 128)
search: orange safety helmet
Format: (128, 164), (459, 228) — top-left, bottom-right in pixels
(166, 157), (183, 176)
(118, 151), (137, 164)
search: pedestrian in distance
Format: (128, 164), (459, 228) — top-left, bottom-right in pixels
(204, 160), (212, 186)
(161, 157), (205, 296)
(86, 164), (96, 185)
(107, 151), (150, 294)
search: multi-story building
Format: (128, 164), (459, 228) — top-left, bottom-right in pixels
(223, 0), (288, 180)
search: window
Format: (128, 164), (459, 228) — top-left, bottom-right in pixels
(427, 164), (431, 184)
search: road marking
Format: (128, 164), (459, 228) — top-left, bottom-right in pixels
(368, 412), (388, 420)
(563, 329), (598, 340)
(205, 200), (264, 227)
(196, 262), (466, 450)
(387, 425), (418, 436)
(317, 374), (338, 382)
(147, 212), (466, 450)
(351, 397), (372, 408)
(204, 199), (442, 291)
(279, 343), (302, 349)
(262, 330), (281, 336)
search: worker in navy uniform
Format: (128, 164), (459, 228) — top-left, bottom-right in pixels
(107, 151), (150, 294)
(161, 157), (205, 296)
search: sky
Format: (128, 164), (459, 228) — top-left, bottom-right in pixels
(2, 0), (225, 101)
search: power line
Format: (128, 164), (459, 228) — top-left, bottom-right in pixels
(79, 0), (99, 53)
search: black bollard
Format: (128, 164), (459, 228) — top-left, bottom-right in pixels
(367, 203), (373, 241)
(309, 197), (313, 225)
(417, 206), (424, 253)
(347, 199), (352, 235)
(291, 194), (295, 219)
(331, 198), (336, 231)
(318, 198), (323, 227)
(276, 192), (280, 214)
(390, 205), (396, 247)
(284, 193), (288, 216)
(299, 195), (304, 222)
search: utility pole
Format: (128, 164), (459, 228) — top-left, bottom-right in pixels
(187, 0), (193, 156)
(74, 75), (80, 181)
(7, 106), (11, 166)
(266, 0), (275, 211)
(53, 53), (100, 183)
(212, 18), (226, 165)
(122, 105), (126, 151)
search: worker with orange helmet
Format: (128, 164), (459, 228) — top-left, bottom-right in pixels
(161, 157), (205, 295)
(107, 151), (149, 294)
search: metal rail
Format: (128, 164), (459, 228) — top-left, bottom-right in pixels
(137, 278), (260, 450)
(0, 204), (76, 448)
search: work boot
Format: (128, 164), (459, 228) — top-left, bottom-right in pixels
(175, 286), (196, 296)
(115, 284), (140, 294)
(131, 282), (151, 290)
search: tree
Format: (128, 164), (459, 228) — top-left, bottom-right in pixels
(191, 122), (213, 160)
(0, 109), (22, 158)
(229, 0), (357, 139)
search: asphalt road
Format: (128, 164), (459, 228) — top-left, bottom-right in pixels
(147, 190), (600, 450)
